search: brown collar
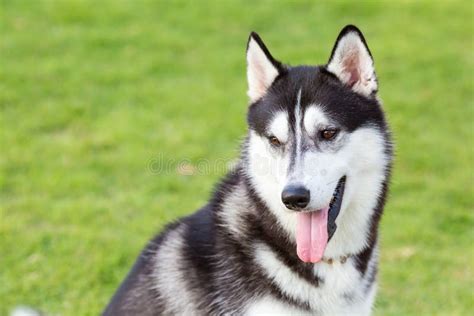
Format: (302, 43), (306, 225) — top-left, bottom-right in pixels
(321, 255), (350, 264)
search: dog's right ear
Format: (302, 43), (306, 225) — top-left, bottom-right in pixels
(246, 32), (282, 102)
(326, 25), (377, 97)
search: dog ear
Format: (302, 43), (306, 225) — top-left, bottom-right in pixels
(246, 32), (282, 102)
(326, 25), (378, 97)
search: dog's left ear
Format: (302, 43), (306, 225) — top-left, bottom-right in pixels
(327, 25), (377, 97)
(246, 32), (283, 102)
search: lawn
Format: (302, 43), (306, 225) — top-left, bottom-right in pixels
(1, 0), (472, 315)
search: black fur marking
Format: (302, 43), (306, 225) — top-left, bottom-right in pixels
(181, 206), (218, 312)
(365, 262), (378, 293)
(267, 280), (312, 311)
(248, 66), (385, 140)
(103, 221), (181, 316)
(354, 178), (391, 277)
(343, 291), (356, 304)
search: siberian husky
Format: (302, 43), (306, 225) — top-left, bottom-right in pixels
(104, 25), (393, 315)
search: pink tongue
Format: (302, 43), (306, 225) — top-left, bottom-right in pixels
(296, 207), (329, 263)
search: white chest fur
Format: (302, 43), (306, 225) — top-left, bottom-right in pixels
(245, 243), (377, 316)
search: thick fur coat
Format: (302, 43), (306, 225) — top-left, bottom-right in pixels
(104, 25), (393, 316)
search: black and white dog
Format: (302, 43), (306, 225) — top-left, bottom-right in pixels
(104, 25), (393, 315)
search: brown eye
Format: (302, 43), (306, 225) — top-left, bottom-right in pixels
(321, 129), (338, 141)
(268, 136), (281, 146)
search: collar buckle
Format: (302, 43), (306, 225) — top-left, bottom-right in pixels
(321, 255), (349, 265)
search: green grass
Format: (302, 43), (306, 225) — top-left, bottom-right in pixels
(1, 0), (472, 315)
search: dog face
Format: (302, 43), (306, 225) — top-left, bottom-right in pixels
(244, 26), (391, 261)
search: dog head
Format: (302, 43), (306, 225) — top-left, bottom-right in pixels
(244, 25), (392, 262)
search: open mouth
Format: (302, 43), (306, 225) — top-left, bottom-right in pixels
(295, 176), (346, 263)
(328, 176), (346, 240)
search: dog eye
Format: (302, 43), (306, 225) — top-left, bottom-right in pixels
(320, 129), (339, 141)
(268, 136), (282, 146)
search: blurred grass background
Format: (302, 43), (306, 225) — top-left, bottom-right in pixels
(1, 0), (473, 315)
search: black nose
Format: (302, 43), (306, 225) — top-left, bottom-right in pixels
(281, 185), (310, 210)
